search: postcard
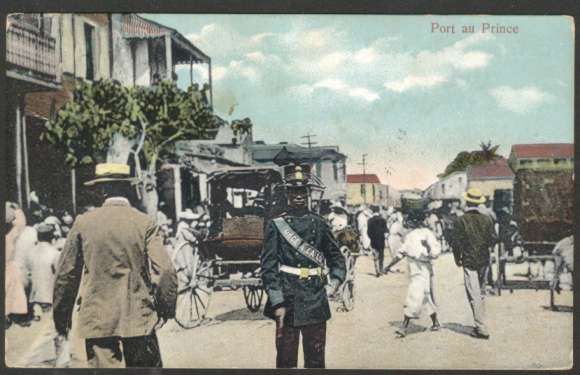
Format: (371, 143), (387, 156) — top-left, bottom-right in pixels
(3, 12), (574, 370)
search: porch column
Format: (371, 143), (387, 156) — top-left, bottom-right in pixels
(189, 57), (193, 85)
(15, 100), (23, 207)
(165, 33), (172, 80)
(22, 114), (30, 208)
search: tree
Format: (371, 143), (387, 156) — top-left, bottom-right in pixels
(440, 141), (501, 177)
(42, 79), (228, 217)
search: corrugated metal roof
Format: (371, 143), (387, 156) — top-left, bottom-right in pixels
(511, 143), (574, 159)
(122, 14), (210, 64)
(251, 143), (346, 162)
(347, 174), (381, 184)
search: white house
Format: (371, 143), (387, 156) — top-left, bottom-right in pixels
(423, 171), (467, 200)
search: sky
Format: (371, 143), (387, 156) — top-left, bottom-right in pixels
(144, 14), (574, 190)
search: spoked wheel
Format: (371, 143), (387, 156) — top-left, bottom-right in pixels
(173, 243), (214, 329)
(242, 286), (264, 312)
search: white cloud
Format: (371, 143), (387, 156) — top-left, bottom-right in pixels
(384, 32), (494, 93)
(245, 51), (266, 63)
(187, 23), (274, 58)
(290, 78), (379, 103)
(349, 87), (380, 102)
(489, 86), (552, 114)
(353, 47), (380, 64)
(244, 51), (282, 65)
(281, 27), (341, 51)
(384, 74), (447, 93)
(313, 78), (348, 91)
(212, 66), (227, 81)
(250, 32), (275, 43)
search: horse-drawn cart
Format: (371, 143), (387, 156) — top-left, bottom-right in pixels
(173, 167), (283, 328)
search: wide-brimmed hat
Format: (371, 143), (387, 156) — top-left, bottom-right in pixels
(463, 188), (486, 205)
(178, 209), (202, 221)
(84, 163), (138, 186)
(330, 203), (348, 214)
(37, 223), (55, 234)
(44, 216), (62, 226)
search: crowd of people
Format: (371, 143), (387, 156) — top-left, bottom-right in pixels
(5, 197), (79, 329)
(4, 166), (574, 368)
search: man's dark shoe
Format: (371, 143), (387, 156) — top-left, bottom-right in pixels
(430, 322), (441, 331)
(395, 327), (407, 338)
(471, 329), (490, 340)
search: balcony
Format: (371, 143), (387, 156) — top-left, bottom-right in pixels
(6, 15), (61, 92)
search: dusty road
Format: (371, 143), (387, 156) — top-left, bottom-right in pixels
(5, 252), (573, 369)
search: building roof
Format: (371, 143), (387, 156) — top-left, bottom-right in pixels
(510, 143), (574, 159)
(122, 14), (210, 64)
(468, 158), (515, 180)
(347, 174), (381, 184)
(251, 143), (346, 163)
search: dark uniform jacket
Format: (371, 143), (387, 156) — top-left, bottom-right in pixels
(452, 208), (497, 270)
(261, 212), (346, 327)
(367, 214), (388, 250)
(53, 198), (177, 339)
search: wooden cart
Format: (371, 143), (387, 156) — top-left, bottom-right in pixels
(173, 167), (283, 329)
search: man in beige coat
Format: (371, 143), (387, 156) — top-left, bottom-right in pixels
(53, 163), (177, 368)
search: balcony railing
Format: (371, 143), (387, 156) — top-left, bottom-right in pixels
(6, 18), (60, 82)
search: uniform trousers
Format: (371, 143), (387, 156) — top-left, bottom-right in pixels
(276, 321), (326, 368)
(463, 265), (489, 333)
(84, 332), (162, 368)
(372, 245), (385, 274)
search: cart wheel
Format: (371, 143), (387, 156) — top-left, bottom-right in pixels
(341, 281), (355, 311)
(174, 244), (214, 329)
(242, 286), (264, 312)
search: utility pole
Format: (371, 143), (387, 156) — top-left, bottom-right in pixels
(300, 133), (318, 149)
(358, 154), (368, 204)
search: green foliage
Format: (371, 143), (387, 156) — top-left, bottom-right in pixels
(44, 79), (223, 169)
(43, 79), (139, 166)
(440, 141), (501, 177)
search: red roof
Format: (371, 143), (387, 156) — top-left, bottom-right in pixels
(511, 143), (574, 159)
(468, 158), (514, 180)
(347, 174), (381, 184)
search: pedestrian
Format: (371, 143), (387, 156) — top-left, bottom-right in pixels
(386, 212), (406, 273)
(5, 202), (29, 328)
(28, 223), (61, 320)
(551, 235), (573, 294)
(261, 163), (346, 369)
(53, 163), (178, 368)
(383, 215), (442, 337)
(356, 206), (372, 253)
(367, 205), (388, 277)
(327, 202), (348, 232)
(452, 188), (497, 339)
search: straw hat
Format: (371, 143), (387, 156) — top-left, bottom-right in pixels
(178, 209), (201, 221)
(463, 188), (486, 205)
(84, 163), (138, 186)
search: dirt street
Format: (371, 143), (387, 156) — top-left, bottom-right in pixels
(5, 253), (573, 369)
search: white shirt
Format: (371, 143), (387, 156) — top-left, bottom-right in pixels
(328, 212), (348, 232)
(398, 227), (441, 262)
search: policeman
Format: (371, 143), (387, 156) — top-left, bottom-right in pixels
(261, 163), (346, 369)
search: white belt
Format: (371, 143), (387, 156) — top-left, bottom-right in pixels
(279, 265), (322, 279)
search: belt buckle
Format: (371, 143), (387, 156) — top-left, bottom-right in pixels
(299, 268), (310, 279)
